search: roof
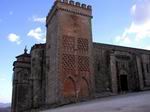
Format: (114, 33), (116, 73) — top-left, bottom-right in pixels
(16, 47), (31, 58)
(93, 42), (150, 55)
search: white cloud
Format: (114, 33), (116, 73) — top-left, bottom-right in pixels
(32, 16), (46, 23)
(27, 27), (46, 43)
(144, 46), (150, 50)
(114, 0), (150, 48)
(115, 29), (132, 46)
(28, 16), (46, 24)
(131, 0), (150, 24)
(115, 36), (132, 46)
(0, 78), (6, 81)
(128, 22), (150, 41)
(8, 33), (21, 45)
(131, 4), (136, 15)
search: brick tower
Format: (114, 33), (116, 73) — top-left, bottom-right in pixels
(46, 0), (94, 105)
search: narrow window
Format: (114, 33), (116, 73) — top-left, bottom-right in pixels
(146, 64), (150, 73)
(97, 63), (100, 71)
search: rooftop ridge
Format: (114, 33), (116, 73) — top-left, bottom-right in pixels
(31, 44), (46, 51)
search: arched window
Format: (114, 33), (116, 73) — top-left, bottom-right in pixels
(63, 77), (76, 97)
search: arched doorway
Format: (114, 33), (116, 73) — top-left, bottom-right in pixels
(79, 78), (89, 98)
(118, 68), (129, 92)
(63, 77), (76, 98)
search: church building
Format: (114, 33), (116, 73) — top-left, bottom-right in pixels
(11, 0), (150, 112)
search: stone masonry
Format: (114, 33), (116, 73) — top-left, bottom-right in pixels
(11, 0), (150, 112)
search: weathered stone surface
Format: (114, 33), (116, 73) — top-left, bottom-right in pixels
(11, 49), (32, 112)
(31, 44), (46, 108)
(11, 1), (150, 112)
(93, 43), (150, 95)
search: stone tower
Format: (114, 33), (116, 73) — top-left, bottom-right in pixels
(11, 48), (32, 112)
(46, 0), (94, 105)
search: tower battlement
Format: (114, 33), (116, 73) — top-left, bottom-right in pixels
(56, 0), (92, 10)
(46, 0), (92, 26)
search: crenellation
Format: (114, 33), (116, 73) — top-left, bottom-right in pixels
(63, 0), (68, 3)
(69, 0), (75, 5)
(75, 2), (80, 7)
(59, 0), (91, 10)
(87, 5), (92, 10)
(56, 0), (61, 2)
(81, 3), (86, 8)
(47, 0), (92, 25)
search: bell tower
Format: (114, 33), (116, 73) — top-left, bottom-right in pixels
(46, 0), (94, 105)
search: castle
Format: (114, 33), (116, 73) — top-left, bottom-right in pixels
(11, 0), (150, 112)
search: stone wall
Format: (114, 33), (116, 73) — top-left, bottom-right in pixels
(46, 7), (59, 105)
(93, 47), (111, 93)
(31, 44), (46, 108)
(93, 43), (150, 94)
(141, 54), (150, 87)
(12, 52), (32, 112)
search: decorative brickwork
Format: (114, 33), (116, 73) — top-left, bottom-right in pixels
(78, 56), (89, 71)
(77, 38), (88, 53)
(62, 35), (75, 52)
(62, 54), (75, 71)
(61, 35), (91, 99)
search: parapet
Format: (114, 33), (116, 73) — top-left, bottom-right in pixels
(55, 0), (92, 10)
(46, 0), (92, 26)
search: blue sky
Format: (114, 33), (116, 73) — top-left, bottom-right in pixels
(0, 0), (150, 103)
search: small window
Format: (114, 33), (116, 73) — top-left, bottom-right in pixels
(32, 58), (36, 67)
(97, 63), (100, 71)
(47, 63), (50, 71)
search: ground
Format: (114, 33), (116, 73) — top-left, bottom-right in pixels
(43, 91), (150, 112)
